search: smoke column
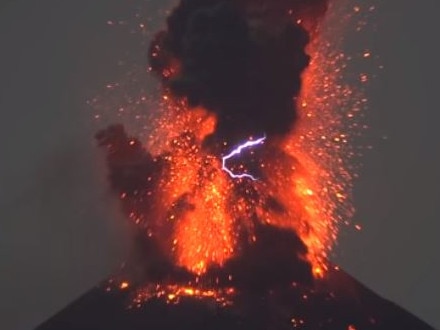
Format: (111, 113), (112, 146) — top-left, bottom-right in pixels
(97, 0), (340, 288)
(149, 0), (329, 144)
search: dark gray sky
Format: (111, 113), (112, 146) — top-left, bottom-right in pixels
(0, 1), (439, 330)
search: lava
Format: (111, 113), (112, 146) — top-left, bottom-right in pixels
(31, 2), (438, 329)
(94, 0), (371, 300)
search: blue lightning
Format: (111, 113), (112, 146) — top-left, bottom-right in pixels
(221, 135), (267, 181)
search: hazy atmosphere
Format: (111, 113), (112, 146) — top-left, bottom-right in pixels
(1, 1), (439, 329)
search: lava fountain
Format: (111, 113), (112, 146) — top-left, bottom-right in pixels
(97, 0), (345, 281)
(35, 1), (437, 329)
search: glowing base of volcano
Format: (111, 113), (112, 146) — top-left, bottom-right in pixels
(35, 228), (435, 330)
(35, 267), (435, 330)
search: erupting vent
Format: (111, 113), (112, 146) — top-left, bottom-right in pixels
(35, 1), (437, 330)
(88, 0), (377, 314)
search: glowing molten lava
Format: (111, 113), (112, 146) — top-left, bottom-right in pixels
(94, 1), (370, 285)
(138, 15), (349, 278)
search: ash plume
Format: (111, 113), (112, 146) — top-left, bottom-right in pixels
(97, 0), (331, 289)
(149, 0), (329, 143)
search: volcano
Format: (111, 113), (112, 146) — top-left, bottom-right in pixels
(35, 261), (435, 330)
(35, 222), (435, 330)
(35, 1), (438, 329)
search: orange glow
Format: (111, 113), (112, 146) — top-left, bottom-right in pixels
(121, 7), (361, 277)
(95, 2), (372, 285)
(173, 159), (235, 274)
(131, 284), (235, 308)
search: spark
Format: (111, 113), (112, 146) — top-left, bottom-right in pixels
(221, 136), (266, 181)
(94, 0), (370, 279)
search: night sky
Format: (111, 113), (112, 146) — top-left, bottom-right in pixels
(0, 1), (439, 330)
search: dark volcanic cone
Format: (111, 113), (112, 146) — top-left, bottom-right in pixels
(35, 267), (436, 330)
(35, 218), (436, 330)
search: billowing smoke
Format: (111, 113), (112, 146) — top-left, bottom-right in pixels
(97, 0), (331, 290)
(149, 0), (328, 144)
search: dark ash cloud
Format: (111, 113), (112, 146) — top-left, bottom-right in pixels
(97, 0), (331, 289)
(149, 0), (329, 143)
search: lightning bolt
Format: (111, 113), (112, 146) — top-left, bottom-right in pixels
(221, 135), (266, 181)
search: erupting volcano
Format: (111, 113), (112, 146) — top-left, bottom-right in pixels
(97, 0), (338, 281)
(36, 0), (436, 329)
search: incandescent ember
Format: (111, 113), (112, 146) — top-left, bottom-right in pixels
(33, 1), (437, 330)
(97, 0), (339, 285)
